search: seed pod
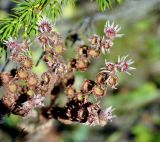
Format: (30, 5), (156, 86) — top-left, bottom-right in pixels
(105, 63), (115, 72)
(17, 67), (29, 80)
(12, 53), (26, 63)
(88, 34), (101, 48)
(13, 103), (32, 117)
(0, 72), (12, 85)
(65, 86), (76, 99)
(43, 53), (53, 62)
(76, 92), (83, 101)
(76, 57), (89, 71)
(88, 48), (100, 58)
(22, 57), (33, 69)
(77, 45), (89, 58)
(41, 72), (50, 84)
(38, 33), (49, 45)
(77, 107), (88, 122)
(20, 40), (29, 51)
(54, 63), (67, 76)
(2, 93), (18, 108)
(67, 59), (77, 72)
(48, 31), (61, 46)
(93, 85), (105, 97)
(81, 80), (95, 93)
(53, 42), (65, 55)
(96, 72), (108, 85)
(39, 84), (49, 93)
(27, 73), (39, 88)
(6, 81), (19, 93)
(62, 73), (75, 87)
(76, 92), (88, 102)
(101, 37), (114, 54)
(106, 75), (118, 89)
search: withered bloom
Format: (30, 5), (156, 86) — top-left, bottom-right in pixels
(0, 19), (135, 128)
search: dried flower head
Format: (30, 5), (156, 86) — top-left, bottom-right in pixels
(48, 31), (61, 46)
(62, 73), (75, 87)
(76, 57), (89, 71)
(105, 74), (118, 89)
(20, 40), (30, 52)
(99, 106), (116, 126)
(65, 86), (76, 99)
(101, 38), (114, 54)
(77, 45), (89, 58)
(21, 57), (33, 69)
(2, 93), (18, 108)
(4, 37), (19, 49)
(92, 85), (105, 97)
(96, 72), (108, 85)
(88, 34), (101, 49)
(0, 72), (12, 84)
(88, 48), (100, 58)
(17, 67), (29, 80)
(27, 73), (39, 88)
(117, 55), (136, 75)
(81, 80), (95, 94)
(67, 59), (77, 72)
(85, 104), (101, 126)
(41, 72), (50, 85)
(53, 42), (65, 55)
(38, 33), (50, 47)
(6, 81), (19, 93)
(104, 21), (123, 39)
(11, 52), (26, 63)
(38, 17), (53, 33)
(53, 62), (67, 76)
(101, 60), (116, 74)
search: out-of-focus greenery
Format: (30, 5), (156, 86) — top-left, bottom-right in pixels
(0, 0), (160, 142)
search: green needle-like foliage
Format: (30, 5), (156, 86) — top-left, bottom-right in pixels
(0, 0), (76, 41)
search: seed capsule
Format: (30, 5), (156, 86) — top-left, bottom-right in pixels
(106, 75), (118, 89)
(93, 85), (105, 97)
(7, 81), (19, 93)
(22, 57), (33, 69)
(20, 40), (29, 51)
(77, 45), (89, 58)
(41, 72), (50, 84)
(67, 59), (77, 72)
(77, 108), (88, 122)
(62, 73), (75, 87)
(27, 74), (39, 88)
(88, 48), (100, 58)
(101, 38), (114, 54)
(17, 68), (29, 80)
(48, 31), (61, 46)
(76, 57), (89, 71)
(96, 72), (108, 85)
(88, 34), (101, 48)
(53, 42), (64, 55)
(81, 80), (95, 93)
(38, 33), (49, 46)
(2, 93), (18, 108)
(65, 86), (76, 99)
(0, 72), (12, 84)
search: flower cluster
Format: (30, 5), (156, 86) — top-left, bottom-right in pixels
(0, 18), (135, 127)
(89, 21), (123, 54)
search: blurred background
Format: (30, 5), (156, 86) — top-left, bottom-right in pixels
(0, 0), (160, 142)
